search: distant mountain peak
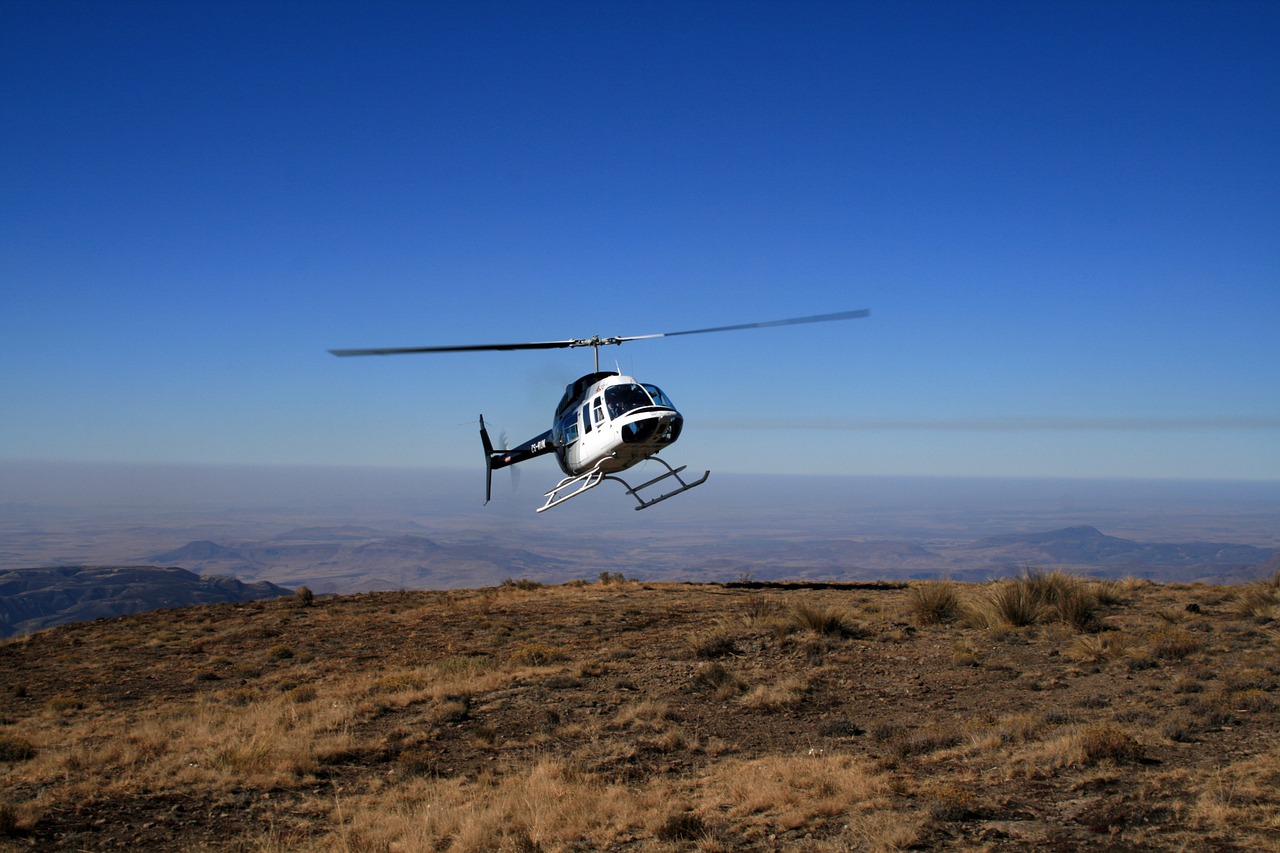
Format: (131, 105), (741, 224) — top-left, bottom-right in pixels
(152, 541), (247, 562)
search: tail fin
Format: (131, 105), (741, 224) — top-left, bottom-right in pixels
(479, 415), (495, 504)
(479, 416), (555, 506)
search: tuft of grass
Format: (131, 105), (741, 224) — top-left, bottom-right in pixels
(889, 725), (962, 758)
(45, 694), (84, 714)
(965, 579), (1042, 628)
(1150, 628), (1200, 661)
(0, 802), (18, 836)
(656, 811), (707, 842)
(1090, 578), (1128, 606)
(500, 577), (543, 591)
(785, 602), (858, 637)
(0, 734), (36, 762)
(927, 782), (982, 822)
(688, 621), (739, 659)
(1076, 724), (1145, 765)
(963, 569), (1097, 631)
(740, 676), (808, 711)
(694, 662), (744, 700)
(1234, 584), (1278, 620)
(1067, 632), (1129, 664)
(908, 580), (958, 626)
(1053, 582), (1099, 631)
(507, 643), (565, 667)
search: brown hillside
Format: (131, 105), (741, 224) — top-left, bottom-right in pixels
(2, 575), (1279, 851)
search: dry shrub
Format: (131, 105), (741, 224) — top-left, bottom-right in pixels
(908, 580), (958, 626)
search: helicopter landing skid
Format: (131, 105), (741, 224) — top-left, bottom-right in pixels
(536, 458), (710, 513)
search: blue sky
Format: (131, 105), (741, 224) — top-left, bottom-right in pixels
(3, 1), (1278, 481)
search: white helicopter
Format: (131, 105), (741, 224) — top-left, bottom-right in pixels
(330, 309), (869, 512)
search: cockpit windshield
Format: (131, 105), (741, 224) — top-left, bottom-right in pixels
(604, 383), (654, 419)
(642, 384), (675, 409)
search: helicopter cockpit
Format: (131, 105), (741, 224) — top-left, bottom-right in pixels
(605, 382), (667, 418)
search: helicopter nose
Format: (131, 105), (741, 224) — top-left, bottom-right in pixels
(621, 413), (682, 445)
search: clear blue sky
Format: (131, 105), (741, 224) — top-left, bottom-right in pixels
(3, 1), (1278, 481)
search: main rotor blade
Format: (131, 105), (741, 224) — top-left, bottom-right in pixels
(618, 308), (870, 343)
(329, 340), (579, 357)
(329, 309), (869, 357)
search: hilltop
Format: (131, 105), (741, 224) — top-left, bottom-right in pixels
(0, 566), (290, 638)
(2, 574), (1278, 850)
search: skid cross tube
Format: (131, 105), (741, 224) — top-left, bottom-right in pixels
(607, 458), (710, 510)
(535, 457), (709, 512)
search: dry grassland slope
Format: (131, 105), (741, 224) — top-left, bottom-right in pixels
(2, 573), (1279, 851)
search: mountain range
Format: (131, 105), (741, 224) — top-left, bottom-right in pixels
(148, 524), (1275, 591)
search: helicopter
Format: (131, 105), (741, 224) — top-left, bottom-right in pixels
(330, 309), (869, 512)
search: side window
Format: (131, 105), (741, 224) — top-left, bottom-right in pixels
(559, 411), (579, 445)
(592, 396), (604, 425)
(582, 404), (592, 433)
